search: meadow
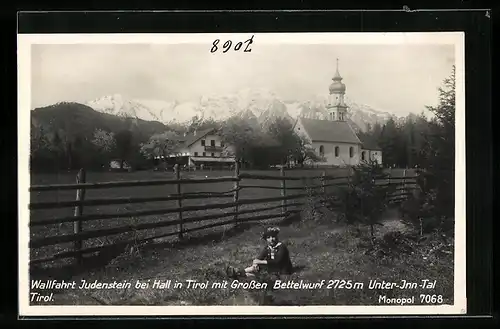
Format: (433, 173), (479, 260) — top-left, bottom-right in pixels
(27, 167), (454, 306)
(28, 167), (356, 267)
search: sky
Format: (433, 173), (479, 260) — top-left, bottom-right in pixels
(30, 42), (455, 116)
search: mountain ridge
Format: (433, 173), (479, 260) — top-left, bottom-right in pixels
(84, 89), (397, 132)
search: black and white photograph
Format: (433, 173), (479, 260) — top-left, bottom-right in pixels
(18, 32), (466, 316)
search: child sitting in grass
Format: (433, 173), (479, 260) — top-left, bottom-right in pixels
(227, 227), (293, 278)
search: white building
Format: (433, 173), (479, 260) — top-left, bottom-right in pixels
(157, 128), (236, 169)
(293, 59), (383, 167)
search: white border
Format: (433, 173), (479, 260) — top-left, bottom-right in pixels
(18, 32), (466, 316)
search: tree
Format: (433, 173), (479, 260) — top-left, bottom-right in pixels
(291, 134), (324, 167)
(91, 129), (116, 168)
(92, 129), (116, 153)
(30, 123), (50, 156)
(220, 116), (259, 165)
(115, 130), (134, 169)
(421, 65), (456, 220)
(266, 117), (299, 165)
(139, 131), (181, 165)
(30, 123), (55, 170)
(333, 162), (397, 241)
(378, 117), (400, 167)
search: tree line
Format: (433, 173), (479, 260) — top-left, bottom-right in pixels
(30, 111), (323, 172)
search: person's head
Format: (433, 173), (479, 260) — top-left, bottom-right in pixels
(262, 227), (280, 246)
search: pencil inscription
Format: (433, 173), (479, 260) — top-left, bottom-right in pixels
(211, 35), (254, 53)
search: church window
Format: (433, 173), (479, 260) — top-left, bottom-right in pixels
(319, 145), (324, 157)
(361, 151), (366, 161)
(349, 147), (354, 158)
(334, 146), (339, 157)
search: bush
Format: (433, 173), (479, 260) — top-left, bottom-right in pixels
(324, 162), (397, 239)
(399, 170), (454, 236)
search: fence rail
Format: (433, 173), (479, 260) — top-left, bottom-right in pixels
(28, 165), (419, 266)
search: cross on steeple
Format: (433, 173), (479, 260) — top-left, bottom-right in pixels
(333, 58), (342, 81)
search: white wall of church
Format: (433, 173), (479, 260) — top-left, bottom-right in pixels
(311, 141), (362, 166)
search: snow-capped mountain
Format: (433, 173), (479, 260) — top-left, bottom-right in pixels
(85, 89), (396, 131)
(86, 94), (163, 122)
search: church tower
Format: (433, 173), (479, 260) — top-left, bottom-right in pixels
(327, 58), (348, 121)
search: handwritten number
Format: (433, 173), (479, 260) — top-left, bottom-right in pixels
(211, 35), (254, 53)
(222, 40), (232, 53)
(244, 35), (254, 52)
(211, 39), (220, 53)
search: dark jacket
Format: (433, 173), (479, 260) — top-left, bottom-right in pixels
(257, 242), (293, 274)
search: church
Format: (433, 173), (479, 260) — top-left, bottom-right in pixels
(292, 59), (383, 167)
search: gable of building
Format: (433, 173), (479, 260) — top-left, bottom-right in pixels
(171, 128), (218, 153)
(293, 117), (313, 142)
(298, 117), (362, 144)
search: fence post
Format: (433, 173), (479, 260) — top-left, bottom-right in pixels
(280, 166), (287, 217)
(233, 161), (240, 226)
(174, 164), (183, 239)
(402, 168), (407, 200)
(73, 168), (86, 266)
(321, 170), (326, 194)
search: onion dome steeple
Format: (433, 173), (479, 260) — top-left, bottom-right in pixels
(329, 58), (346, 94)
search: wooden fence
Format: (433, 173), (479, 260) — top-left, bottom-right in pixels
(28, 165), (418, 266)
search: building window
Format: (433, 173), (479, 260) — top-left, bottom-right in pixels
(202, 152), (206, 157)
(201, 140), (205, 146)
(361, 151), (366, 161)
(334, 146), (339, 157)
(211, 152), (215, 157)
(221, 141), (225, 147)
(349, 147), (354, 158)
(194, 152), (198, 156)
(319, 145), (324, 157)
(211, 140), (215, 147)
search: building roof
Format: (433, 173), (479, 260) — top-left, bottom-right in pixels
(358, 134), (382, 151)
(173, 128), (217, 147)
(298, 117), (362, 144)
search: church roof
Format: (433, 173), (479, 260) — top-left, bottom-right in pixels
(298, 117), (362, 144)
(358, 134), (382, 151)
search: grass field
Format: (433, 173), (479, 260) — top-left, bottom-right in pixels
(26, 167), (454, 306)
(29, 168), (347, 266)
